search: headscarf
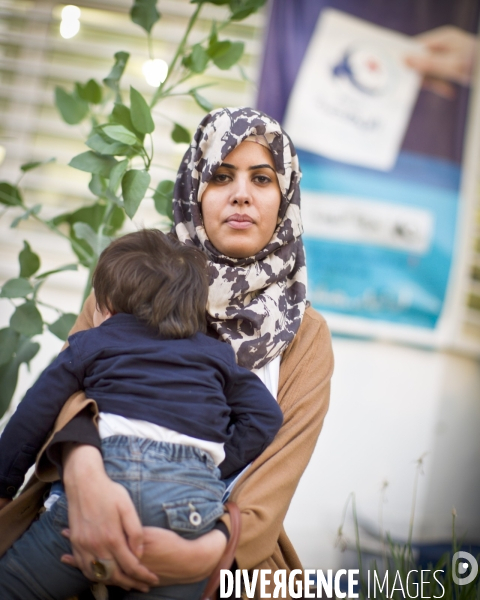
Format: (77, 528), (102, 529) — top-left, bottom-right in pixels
(173, 107), (307, 370)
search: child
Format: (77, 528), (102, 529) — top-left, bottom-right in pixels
(0, 229), (283, 600)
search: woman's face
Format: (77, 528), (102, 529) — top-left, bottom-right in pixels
(201, 141), (281, 258)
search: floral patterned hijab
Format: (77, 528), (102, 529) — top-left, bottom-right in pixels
(173, 107), (307, 370)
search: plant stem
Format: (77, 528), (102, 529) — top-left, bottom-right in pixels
(407, 455), (425, 564)
(81, 260), (95, 307)
(32, 214), (91, 264)
(150, 4), (202, 108)
(352, 494), (366, 599)
(147, 33), (154, 60)
(36, 299), (63, 313)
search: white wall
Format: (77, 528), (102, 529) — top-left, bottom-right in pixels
(285, 336), (480, 569)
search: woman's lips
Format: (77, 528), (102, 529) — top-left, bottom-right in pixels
(225, 213), (254, 230)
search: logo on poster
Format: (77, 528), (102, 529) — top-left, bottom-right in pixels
(332, 44), (394, 95)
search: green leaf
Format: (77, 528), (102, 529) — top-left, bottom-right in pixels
(52, 203), (125, 266)
(0, 358), (18, 418)
(15, 337), (41, 364)
(171, 123), (191, 144)
(0, 338), (40, 419)
(110, 103), (143, 137)
(209, 40), (244, 69)
(20, 157), (55, 172)
(0, 328), (19, 367)
(153, 180), (174, 219)
(11, 204), (41, 228)
(190, 90), (213, 112)
(0, 278), (33, 298)
(76, 79), (102, 104)
(86, 133), (131, 157)
(20, 161), (41, 172)
(122, 170), (151, 219)
(88, 173), (121, 204)
(48, 313), (78, 341)
(207, 39), (229, 59)
(73, 222), (111, 257)
(130, 0), (160, 34)
(69, 151), (118, 178)
(103, 51), (130, 91)
(55, 86), (89, 125)
(19, 241), (40, 278)
(188, 44), (209, 73)
(36, 264), (77, 279)
(88, 174), (107, 197)
(109, 159), (129, 193)
(103, 125), (138, 146)
(0, 183), (23, 207)
(130, 87), (154, 135)
(229, 0), (266, 20)
(10, 302), (43, 336)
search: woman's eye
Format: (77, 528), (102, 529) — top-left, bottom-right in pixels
(213, 173), (230, 183)
(254, 175), (271, 184)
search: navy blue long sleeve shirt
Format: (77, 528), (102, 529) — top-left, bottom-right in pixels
(0, 314), (283, 497)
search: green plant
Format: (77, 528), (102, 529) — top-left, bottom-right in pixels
(336, 457), (480, 600)
(0, 0), (266, 420)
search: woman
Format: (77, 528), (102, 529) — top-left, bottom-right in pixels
(0, 107), (333, 598)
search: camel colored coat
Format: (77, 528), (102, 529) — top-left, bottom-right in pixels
(0, 296), (333, 599)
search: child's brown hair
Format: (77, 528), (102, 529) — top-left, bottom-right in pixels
(92, 229), (208, 338)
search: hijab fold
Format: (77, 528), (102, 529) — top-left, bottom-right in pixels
(173, 107), (307, 370)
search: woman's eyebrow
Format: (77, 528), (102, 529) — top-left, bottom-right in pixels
(219, 162), (275, 171)
(249, 164), (275, 171)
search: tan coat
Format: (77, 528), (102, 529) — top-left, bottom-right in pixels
(0, 297), (333, 599)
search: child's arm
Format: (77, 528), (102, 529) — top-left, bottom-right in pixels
(220, 365), (283, 479)
(0, 497), (12, 511)
(0, 344), (83, 500)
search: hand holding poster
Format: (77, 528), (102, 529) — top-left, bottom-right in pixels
(284, 9), (424, 171)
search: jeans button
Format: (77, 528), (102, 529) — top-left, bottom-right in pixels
(189, 511), (202, 526)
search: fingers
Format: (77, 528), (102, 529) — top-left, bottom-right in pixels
(62, 522), (158, 592)
(405, 26), (476, 86)
(60, 551), (155, 593)
(405, 54), (471, 86)
(118, 491), (144, 559)
(415, 25), (459, 49)
(422, 76), (456, 99)
(108, 539), (160, 586)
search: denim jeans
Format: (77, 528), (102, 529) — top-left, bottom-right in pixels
(0, 436), (226, 600)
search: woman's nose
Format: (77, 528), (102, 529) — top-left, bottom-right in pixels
(230, 177), (251, 205)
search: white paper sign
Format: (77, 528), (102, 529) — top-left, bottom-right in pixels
(284, 9), (423, 171)
(301, 192), (434, 253)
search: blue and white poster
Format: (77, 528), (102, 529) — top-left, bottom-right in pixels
(257, 0), (478, 342)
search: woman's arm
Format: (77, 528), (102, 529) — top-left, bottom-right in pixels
(61, 444), (160, 591)
(60, 444), (226, 586)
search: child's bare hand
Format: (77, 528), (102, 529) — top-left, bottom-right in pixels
(0, 497), (12, 511)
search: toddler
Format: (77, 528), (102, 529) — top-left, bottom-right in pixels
(0, 229), (283, 600)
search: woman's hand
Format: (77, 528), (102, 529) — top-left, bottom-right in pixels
(60, 443), (159, 591)
(140, 527), (227, 584)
